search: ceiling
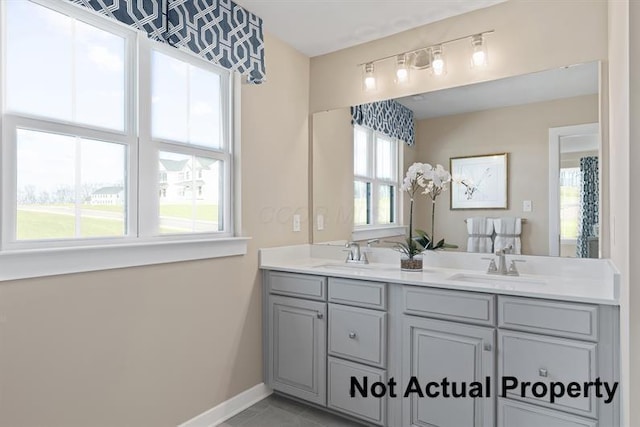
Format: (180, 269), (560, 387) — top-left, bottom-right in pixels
(233, 0), (507, 57)
(396, 61), (599, 120)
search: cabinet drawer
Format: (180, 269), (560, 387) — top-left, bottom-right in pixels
(328, 357), (386, 426)
(329, 304), (386, 368)
(499, 296), (598, 341)
(499, 331), (598, 418)
(498, 399), (597, 427)
(403, 286), (495, 326)
(268, 271), (326, 301)
(329, 277), (386, 310)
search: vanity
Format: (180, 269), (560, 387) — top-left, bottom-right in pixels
(260, 245), (620, 427)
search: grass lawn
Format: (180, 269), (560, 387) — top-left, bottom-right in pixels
(15, 203), (219, 240)
(17, 210), (123, 240)
(160, 204), (218, 221)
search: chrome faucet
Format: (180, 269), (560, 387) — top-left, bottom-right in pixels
(485, 244), (525, 276)
(345, 242), (368, 264)
(494, 244), (513, 275)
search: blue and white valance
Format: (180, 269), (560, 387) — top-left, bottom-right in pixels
(70, 0), (266, 83)
(351, 100), (415, 146)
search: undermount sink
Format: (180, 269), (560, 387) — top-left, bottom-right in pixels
(447, 273), (548, 286)
(312, 262), (394, 271)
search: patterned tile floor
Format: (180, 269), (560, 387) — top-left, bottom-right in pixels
(220, 394), (363, 427)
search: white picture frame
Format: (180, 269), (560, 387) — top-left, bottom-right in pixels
(450, 153), (508, 210)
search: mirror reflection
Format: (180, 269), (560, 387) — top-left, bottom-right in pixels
(311, 61), (602, 258)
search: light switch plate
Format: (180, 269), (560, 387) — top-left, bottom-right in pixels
(317, 214), (324, 231)
(293, 214), (301, 232)
(523, 200), (532, 212)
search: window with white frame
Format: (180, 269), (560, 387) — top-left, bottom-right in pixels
(1, 0), (234, 253)
(353, 126), (399, 229)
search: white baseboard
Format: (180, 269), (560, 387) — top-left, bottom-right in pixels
(178, 383), (272, 427)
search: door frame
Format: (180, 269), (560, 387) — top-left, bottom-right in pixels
(548, 123), (600, 256)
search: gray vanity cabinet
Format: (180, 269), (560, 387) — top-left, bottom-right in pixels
(402, 316), (495, 427)
(266, 272), (328, 406)
(263, 270), (619, 427)
(497, 296), (620, 427)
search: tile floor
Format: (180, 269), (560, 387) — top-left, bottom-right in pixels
(220, 394), (363, 427)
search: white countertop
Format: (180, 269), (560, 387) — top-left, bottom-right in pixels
(259, 245), (620, 305)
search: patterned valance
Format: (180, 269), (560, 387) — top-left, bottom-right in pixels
(351, 100), (415, 146)
(70, 0), (266, 83)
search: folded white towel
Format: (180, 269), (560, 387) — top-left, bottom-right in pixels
(466, 217), (494, 253)
(493, 217), (522, 255)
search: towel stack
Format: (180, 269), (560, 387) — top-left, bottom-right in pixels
(493, 217), (522, 255)
(466, 217), (494, 253)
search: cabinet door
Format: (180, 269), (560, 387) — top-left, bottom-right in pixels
(269, 295), (327, 406)
(402, 316), (495, 427)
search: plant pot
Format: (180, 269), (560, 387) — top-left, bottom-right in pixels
(401, 254), (423, 271)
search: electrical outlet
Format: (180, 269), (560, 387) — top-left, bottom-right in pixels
(317, 214), (324, 231)
(523, 200), (532, 212)
(293, 214), (301, 232)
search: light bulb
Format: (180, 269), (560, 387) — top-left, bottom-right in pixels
(431, 46), (445, 76)
(471, 34), (487, 67)
(395, 54), (409, 84)
(363, 63), (376, 91)
(472, 50), (486, 66)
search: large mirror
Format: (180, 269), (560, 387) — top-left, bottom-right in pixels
(311, 61), (604, 258)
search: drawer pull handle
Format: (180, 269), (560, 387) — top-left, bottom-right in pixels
(483, 343), (492, 352)
(348, 331), (357, 339)
(316, 312), (324, 319)
(539, 368), (548, 377)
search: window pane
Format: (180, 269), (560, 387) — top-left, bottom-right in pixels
(376, 136), (395, 180)
(378, 185), (395, 224)
(75, 20), (126, 130)
(79, 139), (126, 237)
(158, 152), (222, 234)
(152, 52), (189, 142)
(354, 127), (369, 177)
(190, 66), (222, 148)
(16, 129), (126, 240)
(152, 51), (223, 148)
(6, 1), (73, 121)
(560, 167), (580, 240)
(354, 181), (371, 226)
(6, 2), (126, 130)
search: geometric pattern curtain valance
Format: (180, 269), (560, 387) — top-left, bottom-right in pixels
(69, 0), (266, 83)
(351, 99), (415, 146)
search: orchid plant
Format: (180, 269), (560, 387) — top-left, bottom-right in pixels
(397, 162), (458, 258)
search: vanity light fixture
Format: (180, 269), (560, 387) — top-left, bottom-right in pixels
(395, 54), (410, 83)
(358, 30), (494, 91)
(471, 34), (488, 67)
(363, 62), (376, 91)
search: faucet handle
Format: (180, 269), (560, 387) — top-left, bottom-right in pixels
(507, 259), (525, 276)
(482, 257), (498, 274)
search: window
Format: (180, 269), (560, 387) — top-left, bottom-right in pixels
(0, 0), (243, 274)
(353, 126), (400, 230)
(560, 167), (581, 241)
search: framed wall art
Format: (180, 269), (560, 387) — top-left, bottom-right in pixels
(450, 153), (508, 209)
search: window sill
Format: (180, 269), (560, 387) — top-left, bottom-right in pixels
(0, 237), (250, 282)
(352, 225), (407, 242)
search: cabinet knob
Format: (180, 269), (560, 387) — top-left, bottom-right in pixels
(348, 331), (357, 339)
(483, 343), (492, 352)
(316, 312), (323, 319)
(539, 368), (548, 377)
